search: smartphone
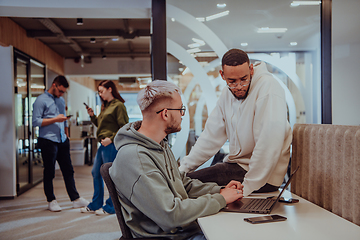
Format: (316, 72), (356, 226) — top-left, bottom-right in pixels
(279, 197), (299, 203)
(83, 102), (89, 108)
(67, 115), (73, 118)
(244, 215), (287, 224)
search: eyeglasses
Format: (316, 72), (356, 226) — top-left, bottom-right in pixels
(156, 105), (186, 116)
(55, 85), (66, 94)
(227, 79), (250, 89)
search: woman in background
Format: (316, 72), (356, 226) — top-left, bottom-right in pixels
(81, 80), (129, 215)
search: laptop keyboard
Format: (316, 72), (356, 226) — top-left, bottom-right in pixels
(242, 198), (274, 211)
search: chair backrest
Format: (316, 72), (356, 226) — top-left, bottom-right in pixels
(100, 162), (134, 239)
(291, 123), (360, 226)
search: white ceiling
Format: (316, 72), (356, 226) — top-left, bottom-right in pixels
(166, 0), (321, 53)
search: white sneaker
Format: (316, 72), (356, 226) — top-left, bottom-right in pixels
(72, 197), (89, 208)
(80, 206), (95, 213)
(48, 200), (62, 212)
(95, 208), (109, 216)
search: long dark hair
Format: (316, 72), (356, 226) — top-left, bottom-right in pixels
(98, 80), (125, 107)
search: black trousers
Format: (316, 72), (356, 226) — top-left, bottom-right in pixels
(38, 137), (80, 202)
(187, 162), (278, 193)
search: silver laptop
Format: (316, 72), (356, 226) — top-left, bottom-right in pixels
(222, 166), (299, 214)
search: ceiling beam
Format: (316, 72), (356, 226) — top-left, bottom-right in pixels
(36, 18), (84, 55)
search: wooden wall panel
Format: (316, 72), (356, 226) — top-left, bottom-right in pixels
(0, 17), (64, 75)
(68, 76), (97, 92)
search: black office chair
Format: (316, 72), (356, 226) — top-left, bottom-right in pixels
(100, 162), (170, 240)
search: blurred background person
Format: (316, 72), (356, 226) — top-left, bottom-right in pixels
(81, 80), (129, 215)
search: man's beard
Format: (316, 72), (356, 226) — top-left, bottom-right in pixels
(229, 81), (251, 100)
(229, 75), (252, 100)
(165, 119), (181, 134)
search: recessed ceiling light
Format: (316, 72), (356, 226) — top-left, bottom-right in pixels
(257, 27), (288, 33)
(76, 18), (83, 26)
(291, 1), (321, 7)
(195, 52), (218, 57)
(171, 18), (175, 22)
(241, 42), (248, 47)
(188, 43), (201, 48)
(196, 17), (205, 22)
(206, 10), (230, 21)
(290, 42), (298, 46)
(192, 38), (205, 45)
(217, 3), (227, 8)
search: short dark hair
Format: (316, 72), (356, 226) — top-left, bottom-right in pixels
(53, 75), (69, 88)
(221, 49), (249, 67)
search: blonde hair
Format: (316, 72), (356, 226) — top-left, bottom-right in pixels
(137, 80), (181, 111)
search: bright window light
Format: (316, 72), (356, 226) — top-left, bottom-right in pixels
(205, 10), (230, 21)
(291, 1), (321, 7)
(257, 27), (288, 33)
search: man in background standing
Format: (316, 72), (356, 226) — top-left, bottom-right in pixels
(32, 75), (88, 212)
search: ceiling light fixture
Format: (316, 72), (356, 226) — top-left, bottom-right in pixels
(188, 38), (206, 49)
(196, 17), (205, 22)
(290, 42), (298, 46)
(217, 3), (227, 8)
(195, 52), (218, 57)
(112, 38), (119, 41)
(188, 43), (201, 48)
(77, 18), (83, 26)
(192, 38), (205, 45)
(257, 27), (288, 33)
(187, 48), (201, 54)
(205, 10), (230, 21)
(241, 42), (248, 47)
(291, 1), (321, 7)
(171, 18), (175, 22)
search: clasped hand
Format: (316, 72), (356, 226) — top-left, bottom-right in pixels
(220, 180), (244, 204)
(101, 137), (112, 147)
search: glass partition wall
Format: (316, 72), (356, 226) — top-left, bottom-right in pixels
(14, 50), (46, 194)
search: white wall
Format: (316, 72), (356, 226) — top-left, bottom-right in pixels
(66, 79), (97, 137)
(332, 0), (360, 126)
(0, 46), (16, 197)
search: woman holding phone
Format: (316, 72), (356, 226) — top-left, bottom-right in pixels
(81, 80), (129, 215)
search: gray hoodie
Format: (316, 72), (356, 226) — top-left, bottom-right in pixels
(110, 121), (226, 239)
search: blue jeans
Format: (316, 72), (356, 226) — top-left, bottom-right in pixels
(87, 143), (117, 213)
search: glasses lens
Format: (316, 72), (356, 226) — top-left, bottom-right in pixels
(181, 105), (186, 116)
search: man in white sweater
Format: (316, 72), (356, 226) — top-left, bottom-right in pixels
(179, 49), (292, 197)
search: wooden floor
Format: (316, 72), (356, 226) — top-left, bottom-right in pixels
(0, 165), (122, 240)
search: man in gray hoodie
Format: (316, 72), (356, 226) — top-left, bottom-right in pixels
(110, 80), (243, 240)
